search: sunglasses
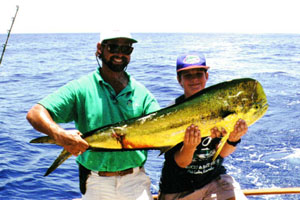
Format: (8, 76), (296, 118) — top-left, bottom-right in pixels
(103, 44), (134, 55)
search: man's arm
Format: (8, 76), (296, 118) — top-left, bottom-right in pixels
(26, 104), (89, 156)
(174, 125), (201, 168)
(211, 119), (248, 158)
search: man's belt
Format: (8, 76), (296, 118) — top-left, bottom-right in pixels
(97, 167), (141, 177)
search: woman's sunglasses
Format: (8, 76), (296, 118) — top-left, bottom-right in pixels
(103, 44), (134, 55)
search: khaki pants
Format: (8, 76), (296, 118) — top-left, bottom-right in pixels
(82, 167), (153, 200)
(159, 174), (247, 200)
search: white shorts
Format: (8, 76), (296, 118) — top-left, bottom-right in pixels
(82, 167), (153, 200)
(159, 174), (247, 200)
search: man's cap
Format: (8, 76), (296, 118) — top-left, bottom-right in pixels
(176, 54), (209, 73)
(100, 30), (138, 43)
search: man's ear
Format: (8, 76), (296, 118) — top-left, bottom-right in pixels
(206, 72), (209, 80)
(95, 43), (102, 57)
(177, 75), (183, 88)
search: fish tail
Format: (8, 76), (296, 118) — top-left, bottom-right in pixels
(44, 149), (72, 176)
(30, 136), (58, 145)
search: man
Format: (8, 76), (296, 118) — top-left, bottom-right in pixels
(158, 54), (248, 200)
(26, 30), (160, 200)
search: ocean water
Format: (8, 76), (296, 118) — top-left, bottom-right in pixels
(0, 33), (300, 200)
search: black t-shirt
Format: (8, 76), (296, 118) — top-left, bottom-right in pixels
(159, 95), (227, 194)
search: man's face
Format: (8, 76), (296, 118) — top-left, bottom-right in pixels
(101, 38), (133, 72)
(178, 68), (208, 98)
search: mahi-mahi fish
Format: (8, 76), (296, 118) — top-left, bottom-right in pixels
(30, 78), (268, 176)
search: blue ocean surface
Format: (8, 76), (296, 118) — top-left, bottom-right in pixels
(0, 33), (300, 200)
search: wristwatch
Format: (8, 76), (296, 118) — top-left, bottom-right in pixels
(227, 139), (241, 147)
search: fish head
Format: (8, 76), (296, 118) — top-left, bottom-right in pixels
(234, 79), (269, 126)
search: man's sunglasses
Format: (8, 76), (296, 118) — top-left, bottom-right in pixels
(103, 44), (134, 55)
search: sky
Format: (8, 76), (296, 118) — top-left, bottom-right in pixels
(1, 0), (300, 34)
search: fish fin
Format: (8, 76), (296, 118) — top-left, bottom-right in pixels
(44, 149), (72, 176)
(212, 132), (230, 161)
(213, 113), (240, 160)
(30, 136), (58, 145)
(158, 146), (173, 156)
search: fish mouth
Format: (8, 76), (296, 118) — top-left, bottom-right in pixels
(257, 100), (269, 115)
(261, 99), (269, 111)
(262, 102), (269, 110)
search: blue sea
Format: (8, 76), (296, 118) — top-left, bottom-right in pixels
(0, 33), (300, 200)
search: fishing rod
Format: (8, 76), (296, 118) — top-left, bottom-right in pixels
(0, 5), (19, 66)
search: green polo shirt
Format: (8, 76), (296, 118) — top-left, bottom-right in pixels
(39, 68), (160, 172)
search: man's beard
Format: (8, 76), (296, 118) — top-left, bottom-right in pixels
(102, 55), (129, 72)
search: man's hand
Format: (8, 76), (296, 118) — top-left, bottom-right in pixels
(26, 104), (89, 156)
(54, 129), (89, 156)
(183, 124), (201, 151)
(210, 118), (248, 142)
(210, 127), (227, 138)
(174, 124), (201, 168)
(229, 118), (248, 142)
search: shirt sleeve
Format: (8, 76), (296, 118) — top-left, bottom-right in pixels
(39, 81), (77, 123)
(164, 142), (184, 167)
(142, 91), (160, 115)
